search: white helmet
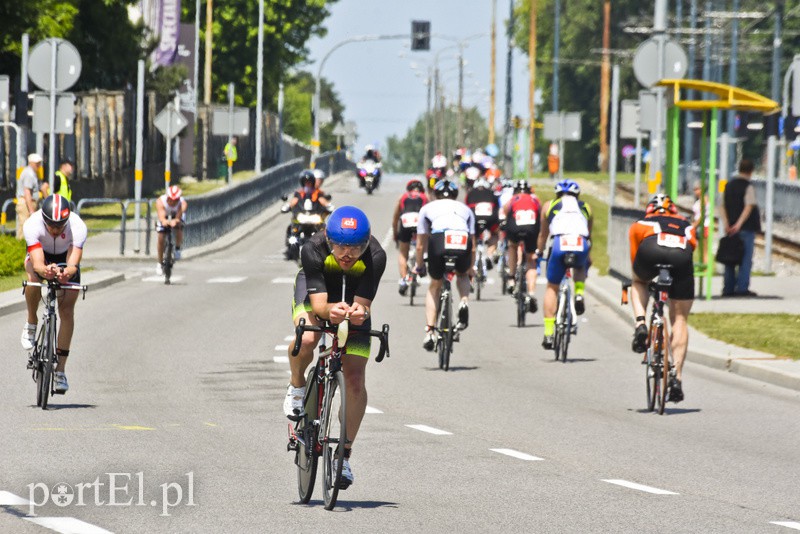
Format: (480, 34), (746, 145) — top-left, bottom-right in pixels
(365, 144), (375, 151)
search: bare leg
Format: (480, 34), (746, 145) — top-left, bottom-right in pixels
(525, 253), (537, 294)
(55, 290), (79, 373)
(287, 312), (322, 388)
(426, 278), (443, 327)
(668, 299), (693, 380)
(398, 241), (410, 279)
(157, 232), (165, 264)
(24, 261), (42, 325)
(342, 353), (368, 448)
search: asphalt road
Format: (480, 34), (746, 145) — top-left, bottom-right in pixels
(0, 173), (798, 533)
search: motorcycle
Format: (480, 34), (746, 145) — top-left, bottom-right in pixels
(357, 159), (381, 194)
(281, 196), (331, 263)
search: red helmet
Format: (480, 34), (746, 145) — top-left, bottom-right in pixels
(645, 193), (677, 215)
(167, 185), (182, 201)
(41, 195), (70, 228)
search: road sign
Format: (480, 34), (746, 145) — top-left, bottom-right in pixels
(154, 103), (188, 139)
(621, 144), (636, 158)
(638, 90), (664, 132)
(318, 108), (333, 126)
(633, 37), (688, 88)
(332, 123), (346, 136)
(28, 38), (82, 91)
(543, 112), (581, 141)
(0, 76), (8, 115)
(211, 107), (248, 136)
(411, 21), (431, 51)
(344, 121), (357, 135)
(620, 100), (641, 138)
(31, 92), (75, 134)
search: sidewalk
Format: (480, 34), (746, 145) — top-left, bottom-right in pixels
(586, 269), (800, 392)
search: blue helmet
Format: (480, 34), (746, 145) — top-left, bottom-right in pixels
(554, 179), (580, 196)
(326, 206), (371, 250)
(434, 179), (459, 199)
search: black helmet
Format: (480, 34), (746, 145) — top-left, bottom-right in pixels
(41, 194), (70, 227)
(434, 179), (459, 199)
(406, 179), (425, 192)
(299, 170), (315, 187)
(513, 179), (531, 194)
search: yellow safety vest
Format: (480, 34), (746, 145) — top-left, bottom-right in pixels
(54, 170), (72, 202)
(224, 143), (238, 162)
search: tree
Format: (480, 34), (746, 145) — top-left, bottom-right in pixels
(278, 71), (346, 150)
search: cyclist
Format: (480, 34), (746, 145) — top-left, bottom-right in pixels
(392, 179), (429, 295)
(21, 194), (87, 394)
(537, 179), (592, 349)
(415, 179), (475, 351)
(465, 178), (500, 270)
(629, 193), (697, 402)
(502, 179), (542, 313)
(284, 206), (386, 487)
(155, 185), (188, 274)
(312, 168), (327, 190)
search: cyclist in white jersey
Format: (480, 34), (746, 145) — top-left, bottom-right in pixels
(155, 185), (188, 274)
(21, 195), (88, 393)
(537, 180), (592, 349)
(415, 180), (476, 350)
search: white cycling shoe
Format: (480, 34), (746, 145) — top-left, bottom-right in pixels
(54, 372), (69, 394)
(21, 323), (36, 350)
(332, 458), (354, 488)
(283, 384), (305, 417)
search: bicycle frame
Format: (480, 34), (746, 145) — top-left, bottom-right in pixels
(434, 258), (459, 371)
(553, 269), (575, 362)
(646, 268), (674, 415)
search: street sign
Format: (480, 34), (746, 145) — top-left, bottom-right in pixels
(344, 121), (357, 135)
(620, 100), (641, 139)
(28, 38), (82, 91)
(0, 76), (8, 115)
(318, 107), (333, 126)
(31, 92), (75, 134)
(154, 102), (188, 139)
(543, 112), (581, 141)
(211, 106), (249, 136)
(638, 90), (664, 133)
(332, 123), (346, 136)
(633, 37), (688, 88)
(411, 21), (431, 51)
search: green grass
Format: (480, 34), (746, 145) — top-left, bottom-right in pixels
(691, 313), (800, 360)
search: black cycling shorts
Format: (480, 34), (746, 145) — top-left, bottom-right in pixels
(632, 237), (694, 300)
(39, 251), (81, 284)
(506, 226), (539, 254)
(396, 226), (417, 244)
(426, 233), (472, 280)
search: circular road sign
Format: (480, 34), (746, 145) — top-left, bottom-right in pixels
(28, 38), (82, 92)
(633, 37), (688, 88)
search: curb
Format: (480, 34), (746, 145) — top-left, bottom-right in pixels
(585, 270), (800, 393)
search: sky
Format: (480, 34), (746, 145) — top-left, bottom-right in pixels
(306, 0), (534, 155)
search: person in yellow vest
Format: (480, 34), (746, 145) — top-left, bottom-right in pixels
(223, 136), (238, 167)
(54, 159), (74, 204)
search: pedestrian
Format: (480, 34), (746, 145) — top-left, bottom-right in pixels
(54, 159), (74, 205)
(16, 153), (49, 239)
(721, 159), (760, 297)
(223, 136), (238, 165)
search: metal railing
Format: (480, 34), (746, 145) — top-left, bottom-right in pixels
(75, 198), (130, 255)
(1, 198), (16, 233)
(751, 179), (800, 222)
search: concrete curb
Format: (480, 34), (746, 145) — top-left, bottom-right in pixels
(585, 269), (800, 392)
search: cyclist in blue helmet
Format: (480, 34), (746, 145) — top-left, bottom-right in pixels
(284, 205), (387, 488)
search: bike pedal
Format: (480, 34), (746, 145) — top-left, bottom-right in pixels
(287, 440), (298, 452)
(54, 390), (67, 395)
(286, 411), (305, 423)
(338, 478), (352, 490)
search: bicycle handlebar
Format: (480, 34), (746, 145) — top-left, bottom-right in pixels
(291, 318), (391, 362)
(23, 280), (88, 299)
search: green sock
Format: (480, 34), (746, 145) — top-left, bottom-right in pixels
(544, 317), (555, 336)
(575, 281), (585, 296)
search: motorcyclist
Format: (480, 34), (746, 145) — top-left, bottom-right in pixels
(358, 145), (382, 190)
(283, 170), (331, 257)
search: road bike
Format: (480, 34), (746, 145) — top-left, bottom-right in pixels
(511, 247), (528, 327)
(162, 225), (175, 284)
(434, 256), (461, 371)
(622, 264), (676, 415)
(23, 277), (87, 410)
(287, 317), (389, 510)
(406, 238), (419, 306)
(553, 264), (577, 363)
(496, 236), (509, 295)
(473, 232), (488, 301)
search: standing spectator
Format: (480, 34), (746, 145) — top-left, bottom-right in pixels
(54, 159), (74, 204)
(721, 159), (760, 297)
(16, 153), (48, 239)
(223, 136), (238, 170)
(691, 181), (710, 264)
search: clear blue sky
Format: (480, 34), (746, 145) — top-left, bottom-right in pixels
(307, 0), (534, 155)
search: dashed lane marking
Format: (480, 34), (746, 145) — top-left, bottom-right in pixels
(24, 517), (113, 534)
(274, 345), (289, 351)
(772, 522), (800, 531)
(365, 406), (383, 414)
(207, 276), (247, 283)
(601, 479), (678, 495)
(112, 424), (155, 431)
(284, 335), (294, 341)
(490, 448), (544, 461)
(142, 275), (184, 283)
(380, 227), (393, 249)
(273, 356), (289, 363)
(405, 424), (452, 436)
(272, 277), (296, 284)
(0, 491), (29, 505)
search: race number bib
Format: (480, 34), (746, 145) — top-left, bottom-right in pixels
(559, 234), (584, 251)
(657, 232), (687, 249)
(475, 202), (494, 217)
(444, 230), (469, 251)
(303, 199), (313, 211)
(514, 209), (537, 226)
(400, 212), (419, 229)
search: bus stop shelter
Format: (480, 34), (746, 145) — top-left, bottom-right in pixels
(655, 79), (779, 300)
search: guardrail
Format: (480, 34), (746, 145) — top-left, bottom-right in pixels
(751, 180), (800, 222)
(75, 198), (133, 255)
(1, 198), (16, 233)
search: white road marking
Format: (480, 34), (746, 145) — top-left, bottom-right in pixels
(273, 356), (289, 363)
(380, 227), (393, 249)
(207, 276), (247, 283)
(0, 491), (29, 505)
(365, 406), (383, 414)
(772, 522), (800, 531)
(272, 277), (296, 284)
(490, 448), (544, 461)
(274, 345), (289, 351)
(24, 517), (113, 534)
(601, 479), (678, 495)
(405, 424), (452, 435)
(142, 275), (184, 283)
(284, 335), (294, 341)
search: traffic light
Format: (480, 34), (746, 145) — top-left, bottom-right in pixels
(411, 21), (430, 51)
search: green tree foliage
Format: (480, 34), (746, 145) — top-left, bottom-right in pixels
(385, 106), (490, 173)
(514, 0), (800, 170)
(277, 71), (345, 148)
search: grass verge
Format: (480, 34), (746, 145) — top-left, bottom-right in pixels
(691, 313), (800, 360)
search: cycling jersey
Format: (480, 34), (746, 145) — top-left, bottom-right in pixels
(417, 199), (475, 235)
(546, 196), (591, 237)
(629, 213), (697, 266)
(397, 191), (428, 243)
(466, 188), (499, 233)
(506, 193), (541, 251)
(23, 211), (87, 256)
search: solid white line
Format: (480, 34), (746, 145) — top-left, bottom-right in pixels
(207, 276), (247, 283)
(380, 227), (393, 249)
(365, 406), (383, 414)
(273, 356), (289, 363)
(405, 424), (452, 435)
(772, 522), (800, 531)
(601, 479), (678, 495)
(0, 491), (29, 505)
(274, 345), (289, 351)
(271, 277), (296, 284)
(24, 517), (113, 534)
(490, 448), (544, 461)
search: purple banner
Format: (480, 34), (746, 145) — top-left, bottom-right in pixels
(154, 0), (181, 67)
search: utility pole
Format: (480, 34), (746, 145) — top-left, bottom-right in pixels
(553, 0), (560, 112)
(255, 0), (264, 173)
(502, 0), (515, 176)
(203, 0), (212, 104)
(599, 0), (611, 172)
(489, 0), (497, 145)
(726, 0), (740, 175)
(424, 69), (431, 171)
(683, 0), (698, 193)
(527, 0), (537, 175)
(458, 49), (464, 148)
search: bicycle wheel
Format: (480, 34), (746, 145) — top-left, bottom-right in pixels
(321, 371), (347, 510)
(437, 294), (450, 370)
(37, 324), (55, 410)
(409, 274), (417, 306)
(659, 328), (670, 415)
(560, 302), (572, 363)
(296, 369), (319, 503)
(164, 234), (174, 284)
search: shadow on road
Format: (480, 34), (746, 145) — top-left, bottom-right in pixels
(293, 500), (399, 511)
(38, 403), (98, 411)
(423, 366), (480, 372)
(632, 407), (702, 415)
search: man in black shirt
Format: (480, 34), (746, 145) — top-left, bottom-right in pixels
(721, 159), (760, 297)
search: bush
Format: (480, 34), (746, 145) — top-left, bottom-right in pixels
(0, 235), (26, 276)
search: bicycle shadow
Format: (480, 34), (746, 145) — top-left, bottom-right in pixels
(422, 366), (480, 372)
(632, 407), (702, 415)
(549, 358), (597, 364)
(31, 403), (97, 410)
(293, 500), (399, 511)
